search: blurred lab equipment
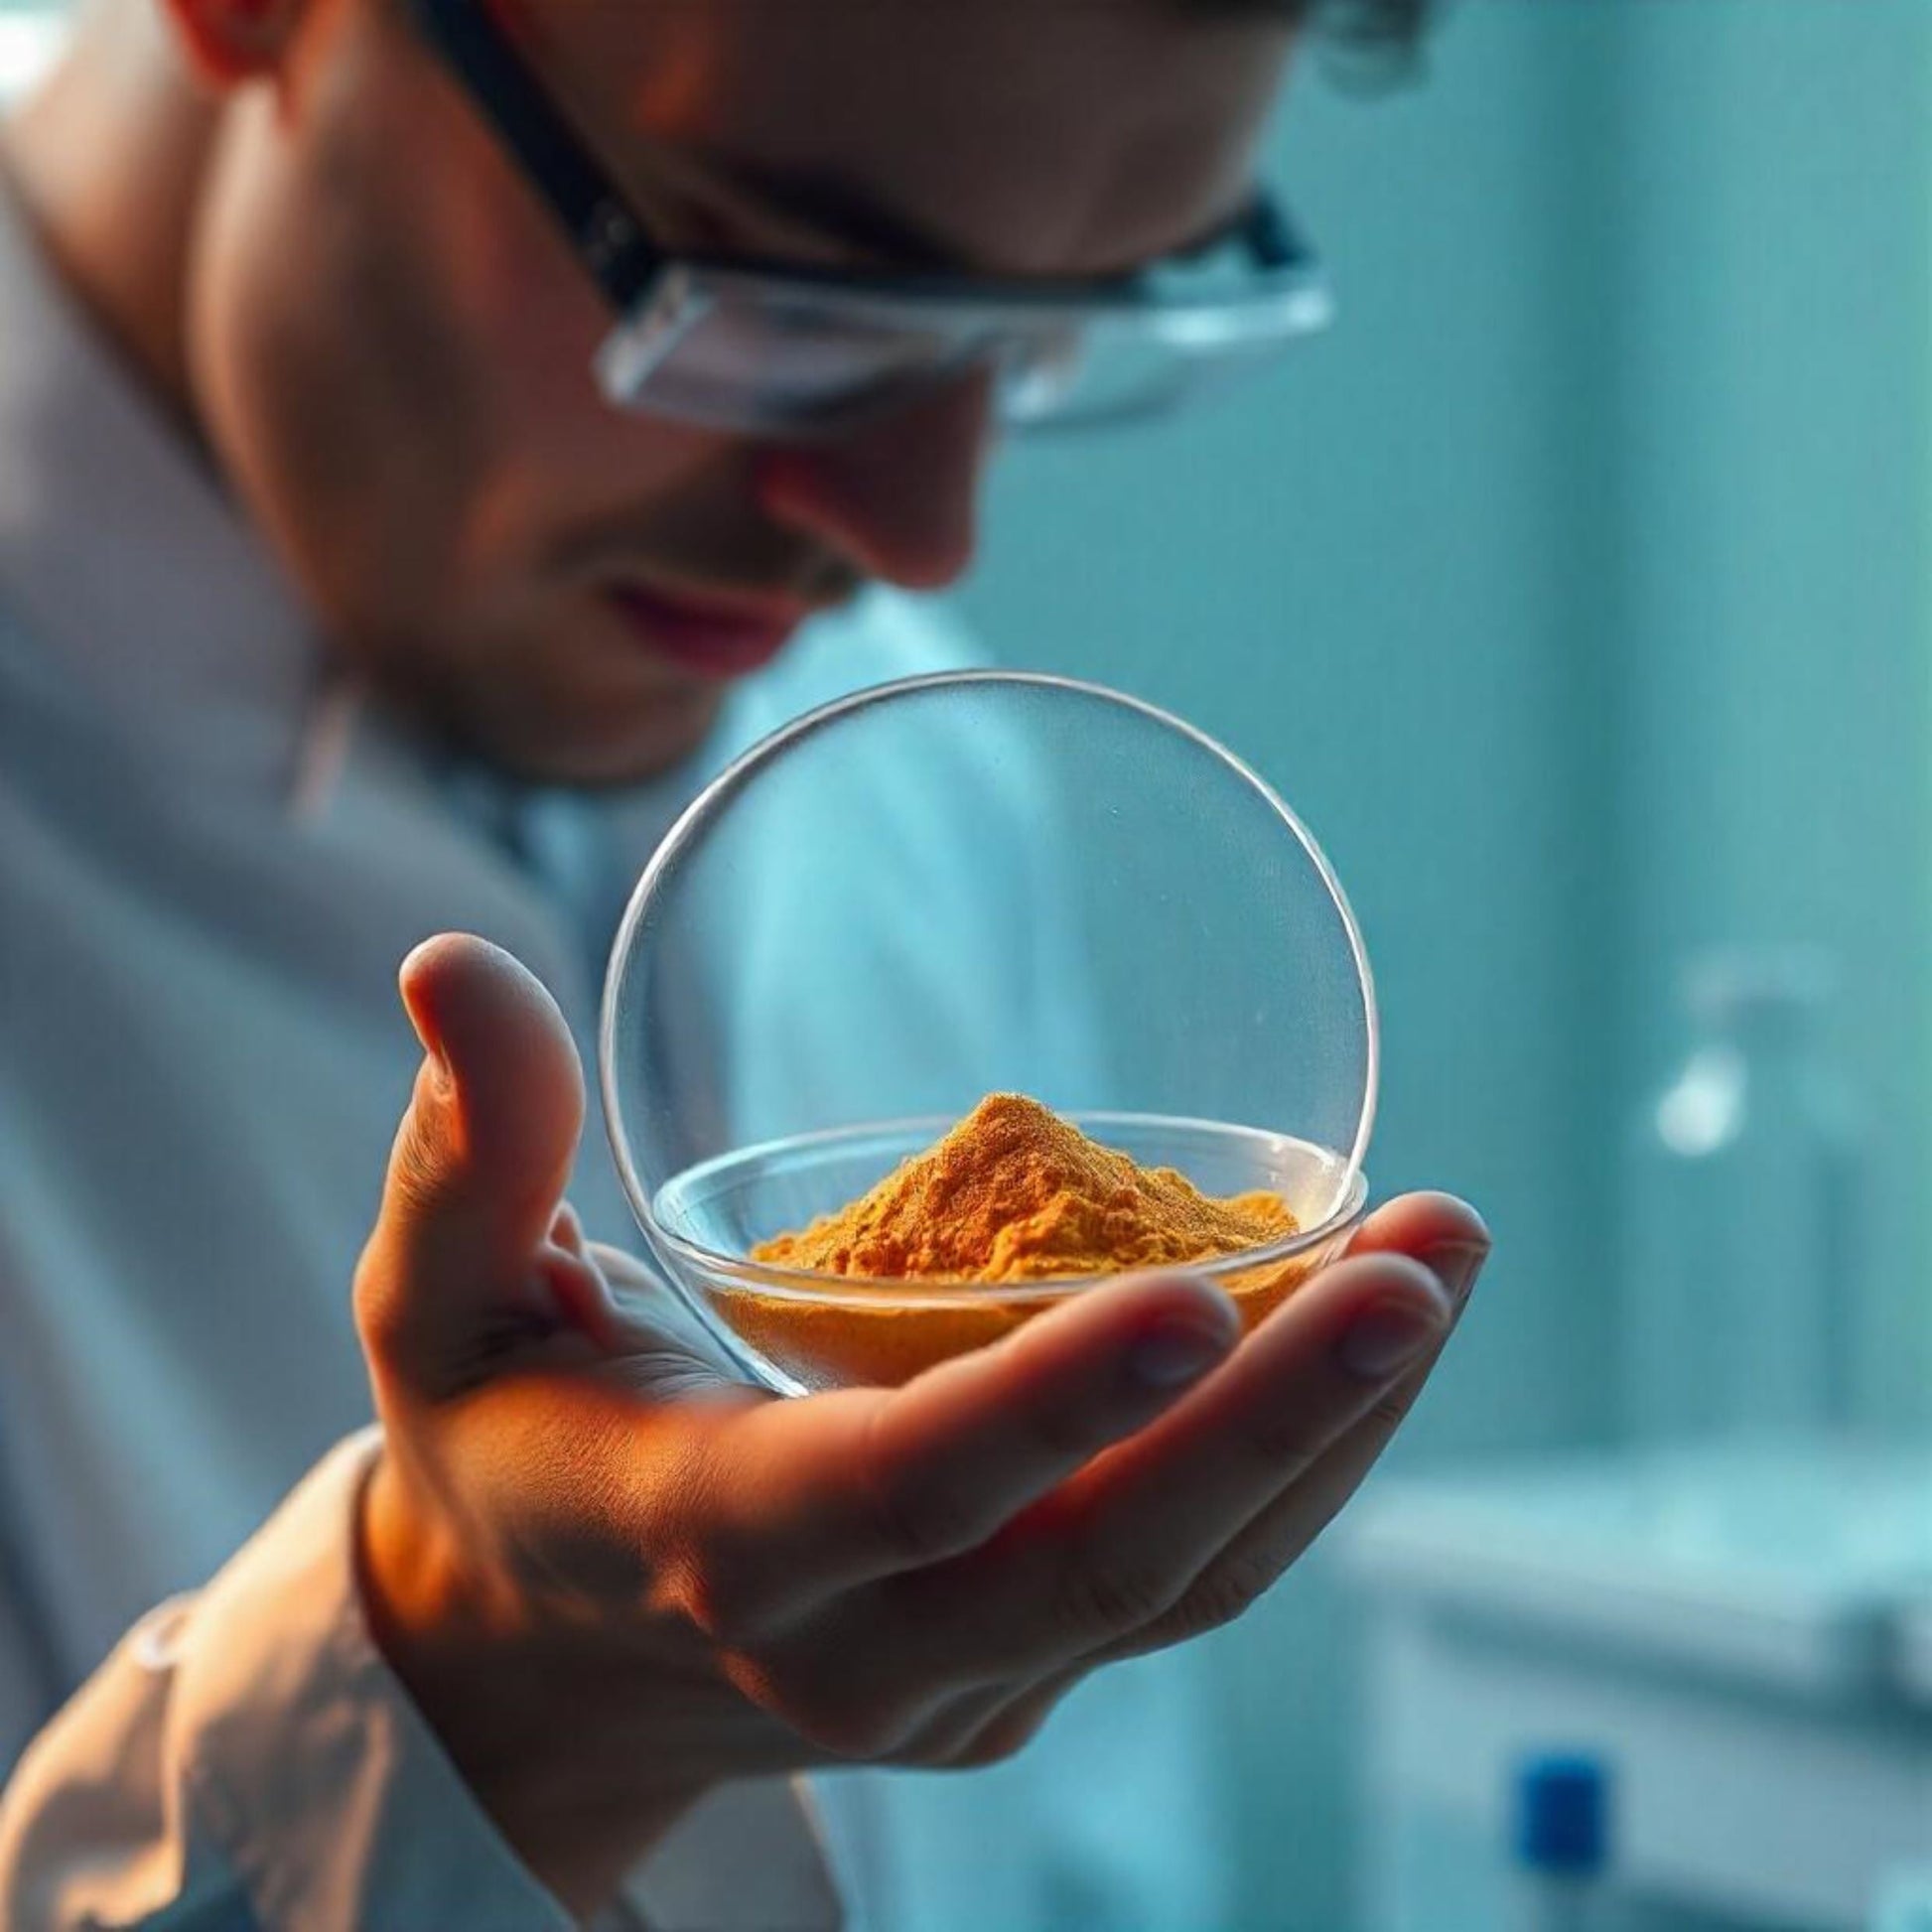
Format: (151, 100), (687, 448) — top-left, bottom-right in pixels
(1342, 940), (1928, 1929)
(1511, 1753), (1615, 1932)
(1622, 948), (1863, 1446)
(1344, 1442), (1932, 1931)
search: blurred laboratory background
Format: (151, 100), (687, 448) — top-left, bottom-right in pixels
(960, 3), (1932, 1928)
(7, 1), (1928, 1927)
(971, 0), (1932, 1460)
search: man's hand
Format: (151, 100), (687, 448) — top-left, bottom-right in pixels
(353, 934), (1488, 1918)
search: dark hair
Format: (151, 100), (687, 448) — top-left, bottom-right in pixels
(1297, 0), (1433, 49)
(1278, 0), (1436, 86)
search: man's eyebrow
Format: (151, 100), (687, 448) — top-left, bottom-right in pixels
(685, 151), (985, 273)
(682, 149), (1257, 280)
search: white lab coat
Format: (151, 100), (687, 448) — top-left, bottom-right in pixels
(0, 177), (1241, 1929)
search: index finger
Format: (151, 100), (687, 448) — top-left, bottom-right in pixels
(679, 1269), (1244, 1631)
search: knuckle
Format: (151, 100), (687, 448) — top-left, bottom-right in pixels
(892, 1476), (986, 1564)
(861, 1410), (985, 1565)
(1019, 1394), (1113, 1464)
(1241, 1371), (1425, 1474)
(729, 1641), (927, 1764)
(669, 1526), (792, 1649)
(1167, 1554), (1282, 1639)
(991, 1335), (1110, 1460)
(885, 1709), (988, 1771)
(779, 1685), (918, 1763)
(1052, 1549), (1182, 1643)
(663, 1503), (792, 1650)
(670, 1561), (777, 1649)
(1244, 1407), (1346, 1470)
(948, 1727), (1029, 1771)
(951, 1696), (1062, 1770)
(1363, 1384), (1422, 1434)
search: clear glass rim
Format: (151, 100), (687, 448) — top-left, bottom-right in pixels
(641, 1111), (1371, 1306)
(600, 668), (1382, 1264)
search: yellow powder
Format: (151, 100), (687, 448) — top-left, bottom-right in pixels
(755, 1093), (1296, 1282)
(730, 1096), (1337, 1388)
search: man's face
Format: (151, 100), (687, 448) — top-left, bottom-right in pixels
(184, 0), (1293, 783)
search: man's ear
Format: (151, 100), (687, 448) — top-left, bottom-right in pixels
(159, 0), (306, 86)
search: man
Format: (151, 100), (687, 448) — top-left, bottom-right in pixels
(0, 0), (1487, 1925)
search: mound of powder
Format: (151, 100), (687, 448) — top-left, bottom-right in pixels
(753, 1093), (1296, 1284)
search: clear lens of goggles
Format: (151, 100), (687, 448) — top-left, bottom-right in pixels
(594, 264), (1334, 437)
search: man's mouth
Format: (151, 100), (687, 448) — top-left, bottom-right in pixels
(604, 579), (812, 680)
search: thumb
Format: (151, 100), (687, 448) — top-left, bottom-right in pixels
(355, 933), (589, 1398)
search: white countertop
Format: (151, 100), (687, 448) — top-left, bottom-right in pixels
(1342, 1436), (1932, 1702)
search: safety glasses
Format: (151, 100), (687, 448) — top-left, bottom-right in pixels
(405, 0), (1334, 436)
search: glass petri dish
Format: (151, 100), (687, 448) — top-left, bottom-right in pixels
(601, 670), (1377, 1393)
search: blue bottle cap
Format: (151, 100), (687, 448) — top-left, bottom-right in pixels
(1513, 1752), (1610, 1876)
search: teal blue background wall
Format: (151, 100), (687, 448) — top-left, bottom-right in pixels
(5, 2), (1928, 1924)
(955, 6), (1932, 1924)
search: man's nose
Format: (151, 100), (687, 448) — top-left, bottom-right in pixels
(752, 370), (997, 592)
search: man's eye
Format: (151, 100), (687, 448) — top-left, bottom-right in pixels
(635, 194), (738, 261)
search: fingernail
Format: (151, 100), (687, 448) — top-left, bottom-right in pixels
(1130, 1317), (1238, 1390)
(1428, 1241), (1489, 1309)
(1339, 1296), (1448, 1380)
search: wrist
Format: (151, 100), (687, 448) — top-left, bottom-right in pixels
(355, 1447), (714, 1917)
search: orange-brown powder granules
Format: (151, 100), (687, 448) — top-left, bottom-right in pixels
(754, 1093), (1297, 1281)
(730, 1096), (1323, 1387)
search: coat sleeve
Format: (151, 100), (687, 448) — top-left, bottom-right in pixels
(0, 1430), (843, 1932)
